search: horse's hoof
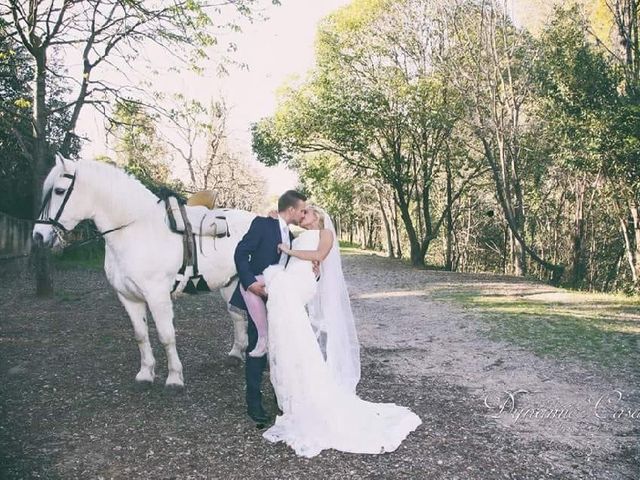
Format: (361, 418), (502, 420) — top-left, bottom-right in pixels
(134, 379), (154, 391)
(164, 383), (185, 395)
(224, 355), (242, 368)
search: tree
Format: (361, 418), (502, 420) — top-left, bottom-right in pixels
(295, 153), (387, 251)
(254, 0), (483, 267)
(255, 0), (635, 292)
(442, 0), (565, 283)
(169, 96), (266, 211)
(0, 18), (32, 219)
(533, 5), (621, 287)
(536, 2), (640, 290)
(109, 100), (178, 193)
(1, 0), (260, 295)
(600, 0), (640, 289)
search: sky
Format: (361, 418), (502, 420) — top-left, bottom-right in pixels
(78, 0), (352, 197)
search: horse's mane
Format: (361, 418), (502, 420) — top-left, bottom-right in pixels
(44, 158), (153, 196)
(79, 159), (161, 210)
(41, 158), (164, 223)
(155, 186), (187, 205)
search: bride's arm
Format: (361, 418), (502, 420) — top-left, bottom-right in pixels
(279, 230), (333, 262)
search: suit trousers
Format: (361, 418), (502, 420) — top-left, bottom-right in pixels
(245, 307), (267, 412)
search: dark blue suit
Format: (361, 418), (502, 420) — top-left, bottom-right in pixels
(231, 216), (292, 414)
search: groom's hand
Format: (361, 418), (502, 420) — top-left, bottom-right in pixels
(248, 282), (268, 299)
(278, 243), (291, 254)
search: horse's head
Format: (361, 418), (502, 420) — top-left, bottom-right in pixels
(33, 154), (86, 248)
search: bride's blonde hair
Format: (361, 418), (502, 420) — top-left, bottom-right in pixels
(306, 205), (326, 230)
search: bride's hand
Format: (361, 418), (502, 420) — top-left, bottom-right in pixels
(278, 243), (291, 254)
(267, 209), (278, 219)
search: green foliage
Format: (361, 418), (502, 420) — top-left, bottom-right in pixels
(0, 21), (33, 218)
(252, 0), (640, 291)
(535, 6), (618, 171)
(535, 4), (640, 193)
(297, 153), (359, 220)
(251, 118), (291, 166)
(255, 0), (477, 265)
(0, 19), (79, 218)
(111, 100), (184, 195)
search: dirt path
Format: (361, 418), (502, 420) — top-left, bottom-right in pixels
(345, 251), (639, 479)
(0, 254), (638, 479)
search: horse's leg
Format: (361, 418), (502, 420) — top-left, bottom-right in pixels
(227, 308), (247, 366)
(117, 293), (156, 384)
(146, 293), (184, 388)
(220, 281), (248, 366)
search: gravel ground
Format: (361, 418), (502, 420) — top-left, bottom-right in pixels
(0, 254), (638, 479)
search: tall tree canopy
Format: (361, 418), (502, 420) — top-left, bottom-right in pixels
(253, 0), (640, 292)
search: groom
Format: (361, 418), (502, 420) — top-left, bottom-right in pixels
(230, 190), (307, 426)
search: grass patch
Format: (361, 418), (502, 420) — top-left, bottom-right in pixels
(436, 287), (640, 372)
(53, 247), (104, 271)
(339, 243), (384, 256)
(54, 290), (86, 302)
(339, 240), (361, 249)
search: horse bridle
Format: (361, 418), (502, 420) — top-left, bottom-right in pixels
(34, 171), (130, 244)
(34, 172), (77, 232)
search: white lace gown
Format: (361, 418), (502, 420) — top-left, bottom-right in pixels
(262, 230), (422, 458)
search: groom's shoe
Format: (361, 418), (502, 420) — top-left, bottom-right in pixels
(247, 407), (270, 428)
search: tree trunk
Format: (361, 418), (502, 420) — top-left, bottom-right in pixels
(365, 216), (376, 249)
(459, 196), (472, 272)
(502, 225), (508, 274)
(444, 158), (454, 271)
(396, 190), (424, 267)
(570, 178), (587, 288)
(604, 247), (625, 291)
(32, 47), (53, 297)
(349, 219), (354, 245)
(508, 229), (521, 276)
(377, 189), (394, 258)
(511, 169), (527, 276)
(629, 199), (640, 288)
(618, 213), (637, 284)
(390, 196), (402, 258)
(481, 138), (563, 283)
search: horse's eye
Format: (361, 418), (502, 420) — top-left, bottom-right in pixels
(54, 188), (66, 195)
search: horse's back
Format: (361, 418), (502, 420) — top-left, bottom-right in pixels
(211, 209), (256, 236)
(190, 209), (256, 290)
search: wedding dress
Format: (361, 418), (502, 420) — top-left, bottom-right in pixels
(262, 229), (422, 458)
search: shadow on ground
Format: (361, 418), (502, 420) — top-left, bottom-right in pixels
(0, 261), (637, 479)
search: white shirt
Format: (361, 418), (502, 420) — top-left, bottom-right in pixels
(278, 215), (291, 266)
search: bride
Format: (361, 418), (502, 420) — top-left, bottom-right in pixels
(262, 205), (422, 458)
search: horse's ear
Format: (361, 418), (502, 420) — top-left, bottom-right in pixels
(55, 153), (70, 171)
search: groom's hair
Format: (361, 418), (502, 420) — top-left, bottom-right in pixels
(278, 190), (307, 212)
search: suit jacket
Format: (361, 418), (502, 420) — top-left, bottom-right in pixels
(230, 216), (293, 311)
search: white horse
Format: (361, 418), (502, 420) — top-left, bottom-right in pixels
(33, 155), (254, 389)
